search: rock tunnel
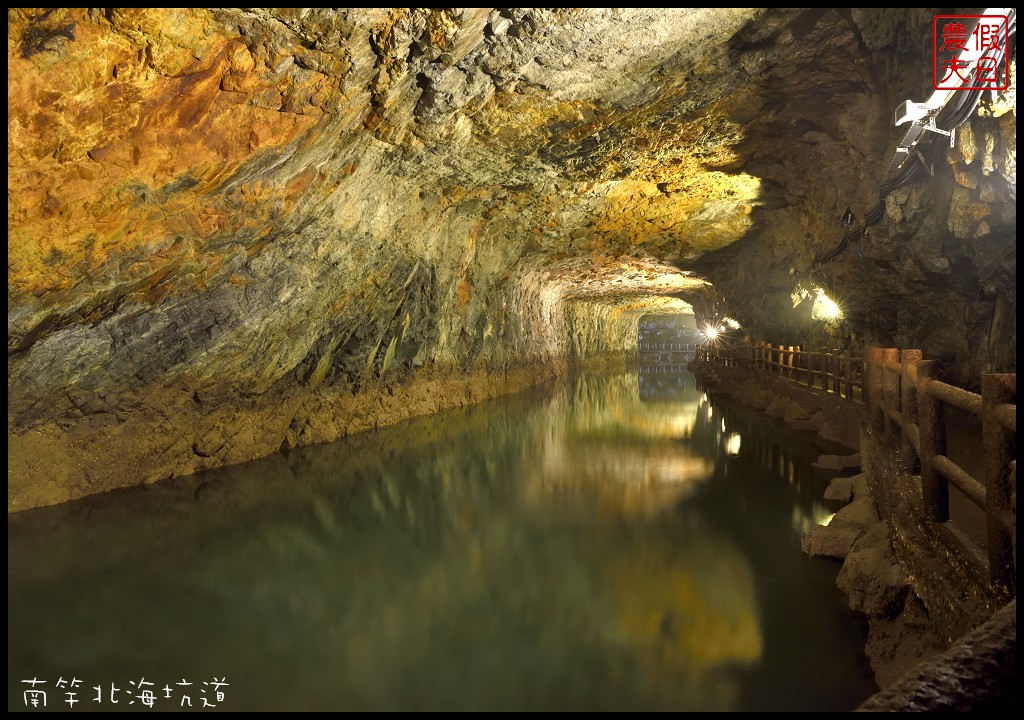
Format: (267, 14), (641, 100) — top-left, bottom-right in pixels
(8, 7), (1016, 509)
(6, 7), (1017, 712)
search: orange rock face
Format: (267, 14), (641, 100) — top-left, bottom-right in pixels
(8, 9), (328, 313)
(7, 9), (1016, 510)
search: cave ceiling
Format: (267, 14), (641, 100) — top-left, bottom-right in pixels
(8, 9), (911, 327)
(6, 7), (1018, 510)
(7, 7), (1016, 415)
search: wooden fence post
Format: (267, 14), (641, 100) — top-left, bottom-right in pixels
(832, 349), (842, 395)
(917, 360), (948, 522)
(865, 348), (884, 431)
(983, 373), (1016, 588)
(881, 348), (900, 436)
(820, 347), (829, 394)
(843, 352), (853, 398)
(900, 349), (922, 469)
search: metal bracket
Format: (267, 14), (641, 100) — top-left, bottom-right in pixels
(920, 118), (955, 148)
(914, 149), (934, 176)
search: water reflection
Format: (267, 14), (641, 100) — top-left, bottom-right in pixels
(637, 364), (691, 401)
(529, 373), (714, 518)
(8, 368), (874, 711)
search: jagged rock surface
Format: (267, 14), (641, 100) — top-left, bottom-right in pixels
(7, 9), (1017, 508)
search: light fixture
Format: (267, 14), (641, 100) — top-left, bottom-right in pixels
(894, 99), (929, 126)
(812, 287), (842, 321)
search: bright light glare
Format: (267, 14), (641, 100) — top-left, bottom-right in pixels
(792, 283), (843, 322)
(813, 288), (842, 320)
(699, 318), (728, 347)
(725, 433), (742, 455)
(723, 317), (741, 330)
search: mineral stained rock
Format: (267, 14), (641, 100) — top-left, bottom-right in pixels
(7, 9), (1016, 509)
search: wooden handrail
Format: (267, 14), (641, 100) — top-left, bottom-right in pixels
(927, 379), (983, 416)
(933, 455), (987, 508)
(693, 342), (862, 397)
(693, 342), (1016, 589)
(993, 403), (1016, 432)
(862, 348), (1016, 589)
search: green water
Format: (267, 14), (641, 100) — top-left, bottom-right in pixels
(8, 369), (877, 711)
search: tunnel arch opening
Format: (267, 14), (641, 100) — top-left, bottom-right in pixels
(637, 311), (701, 365)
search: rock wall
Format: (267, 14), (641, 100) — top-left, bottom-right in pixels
(7, 9), (1016, 509)
(693, 10), (1016, 389)
(8, 9), (722, 510)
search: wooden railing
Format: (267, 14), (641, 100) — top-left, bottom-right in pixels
(864, 348), (1016, 589)
(693, 341), (863, 399)
(638, 342), (697, 353)
(692, 341), (1017, 589)
(639, 342), (697, 365)
(638, 364), (690, 374)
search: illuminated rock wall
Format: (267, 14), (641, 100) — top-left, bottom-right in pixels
(7, 9), (1015, 508)
(691, 10), (1016, 387)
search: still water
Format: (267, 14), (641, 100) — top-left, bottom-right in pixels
(8, 368), (877, 711)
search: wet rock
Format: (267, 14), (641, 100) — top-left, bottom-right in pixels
(836, 521), (908, 619)
(815, 451), (861, 473)
(803, 492), (878, 559)
(804, 524), (862, 559)
(824, 475), (853, 502)
(863, 594), (947, 690)
(857, 600), (1016, 710)
(782, 402), (811, 424)
(764, 397), (790, 419)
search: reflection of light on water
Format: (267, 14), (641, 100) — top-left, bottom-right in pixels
(528, 371), (715, 517)
(542, 451), (715, 486)
(575, 372), (702, 440)
(725, 433), (742, 455)
(609, 405), (700, 438)
(607, 540), (763, 680)
(7, 367), (882, 712)
(533, 447), (715, 518)
(643, 456), (715, 484)
(791, 504), (837, 537)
